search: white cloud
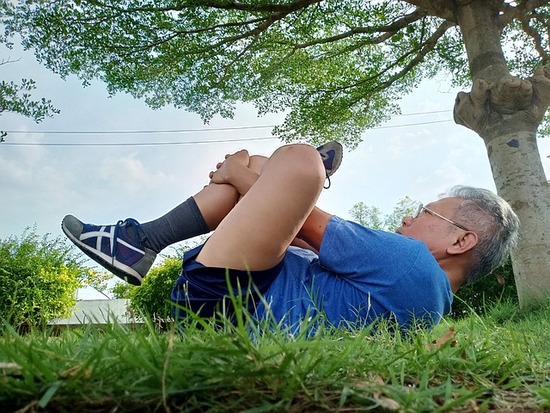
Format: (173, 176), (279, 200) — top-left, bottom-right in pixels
(97, 154), (169, 193)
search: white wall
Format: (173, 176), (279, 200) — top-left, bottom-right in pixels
(50, 299), (139, 325)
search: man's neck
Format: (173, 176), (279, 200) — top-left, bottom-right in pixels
(438, 259), (467, 293)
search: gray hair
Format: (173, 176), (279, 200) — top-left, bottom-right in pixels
(444, 185), (520, 283)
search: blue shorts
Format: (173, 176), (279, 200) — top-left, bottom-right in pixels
(170, 244), (284, 320)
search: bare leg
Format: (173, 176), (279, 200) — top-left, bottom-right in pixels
(195, 144), (325, 271)
(248, 155), (332, 255)
(61, 144), (333, 290)
(192, 183), (241, 230)
(143, 151), (332, 256)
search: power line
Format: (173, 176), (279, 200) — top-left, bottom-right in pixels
(2, 124), (275, 135)
(395, 109), (450, 116)
(0, 118), (453, 147)
(1, 109), (452, 136)
(1, 136), (278, 147)
(374, 119), (450, 129)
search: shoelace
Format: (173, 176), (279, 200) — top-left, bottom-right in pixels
(320, 150), (334, 189)
(323, 171), (331, 189)
(111, 218), (142, 262)
(111, 220), (125, 263)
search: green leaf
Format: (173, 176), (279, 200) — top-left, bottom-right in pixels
(38, 380), (62, 408)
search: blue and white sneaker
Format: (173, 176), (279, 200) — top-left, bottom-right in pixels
(316, 141), (343, 188)
(61, 215), (156, 286)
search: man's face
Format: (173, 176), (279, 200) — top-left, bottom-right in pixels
(396, 197), (467, 259)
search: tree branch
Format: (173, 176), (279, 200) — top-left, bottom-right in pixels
(0, 57), (21, 66)
(293, 8), (428, 49)
(402, 0), (456, 22)
(84, 1), (321, 59)
(520, 15), (549, 65)
(115, 16), (269, 55)
(85, 0), (322, 15)
(320, 20), (454, 101)
(498, 0), (549, 27)
(192, 0), (323, 13)
(362, 21), (454, 97)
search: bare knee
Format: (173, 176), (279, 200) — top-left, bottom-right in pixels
(272, 144), (325, 184)
(249, 155), (268, 174)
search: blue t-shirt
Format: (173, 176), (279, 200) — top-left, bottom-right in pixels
(254, 216), (452, 331)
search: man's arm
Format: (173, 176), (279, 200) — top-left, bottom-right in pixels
(295, 207), (333, 253)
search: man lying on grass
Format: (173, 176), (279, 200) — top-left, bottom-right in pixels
(61, 142), (519, 332)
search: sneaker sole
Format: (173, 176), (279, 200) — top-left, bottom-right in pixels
(61, 220), (143, 286)
(327, 148), (343, 177)
(319, 142), (343, 177)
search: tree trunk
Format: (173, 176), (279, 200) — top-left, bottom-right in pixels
(487, 130), (550, 307)
(452, 0), (550, 308)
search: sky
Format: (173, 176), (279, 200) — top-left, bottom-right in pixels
(3, 43), (550, 299)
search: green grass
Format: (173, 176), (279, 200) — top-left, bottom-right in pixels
(1, 301), (550, 412)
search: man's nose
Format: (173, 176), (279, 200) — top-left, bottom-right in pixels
(402, 216), (413, 226)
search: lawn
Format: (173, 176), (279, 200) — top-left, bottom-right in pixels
(1, 301), (549, 412)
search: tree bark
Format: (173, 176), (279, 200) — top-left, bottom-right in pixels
(452, 0), (550, 308)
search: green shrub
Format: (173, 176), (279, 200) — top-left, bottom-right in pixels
(111, 279), (134, 299)
(450, 257), (518, 318)
(125, 257), (181, 321)
(0, 228), (84, 327)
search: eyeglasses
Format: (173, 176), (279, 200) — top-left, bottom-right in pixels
(413, 204), (471, 232)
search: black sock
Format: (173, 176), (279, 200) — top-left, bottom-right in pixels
(140, 197), (210, 253)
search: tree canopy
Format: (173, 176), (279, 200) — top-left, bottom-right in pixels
(0, 73), (59, 124)
(0, 1), (479, 146)
(2, 1), (547, 143)
(350, 196), (418, 231)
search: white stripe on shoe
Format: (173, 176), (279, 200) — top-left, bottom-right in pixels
(79, 226), (146, 262)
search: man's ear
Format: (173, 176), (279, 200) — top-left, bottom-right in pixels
(447, 231), (478, 255)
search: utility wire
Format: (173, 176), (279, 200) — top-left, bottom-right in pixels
(1, 109), (452, 135)
(2, 124), (274, 135)
(1, 115), (453, 147)
(2, 136), (278, 147)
